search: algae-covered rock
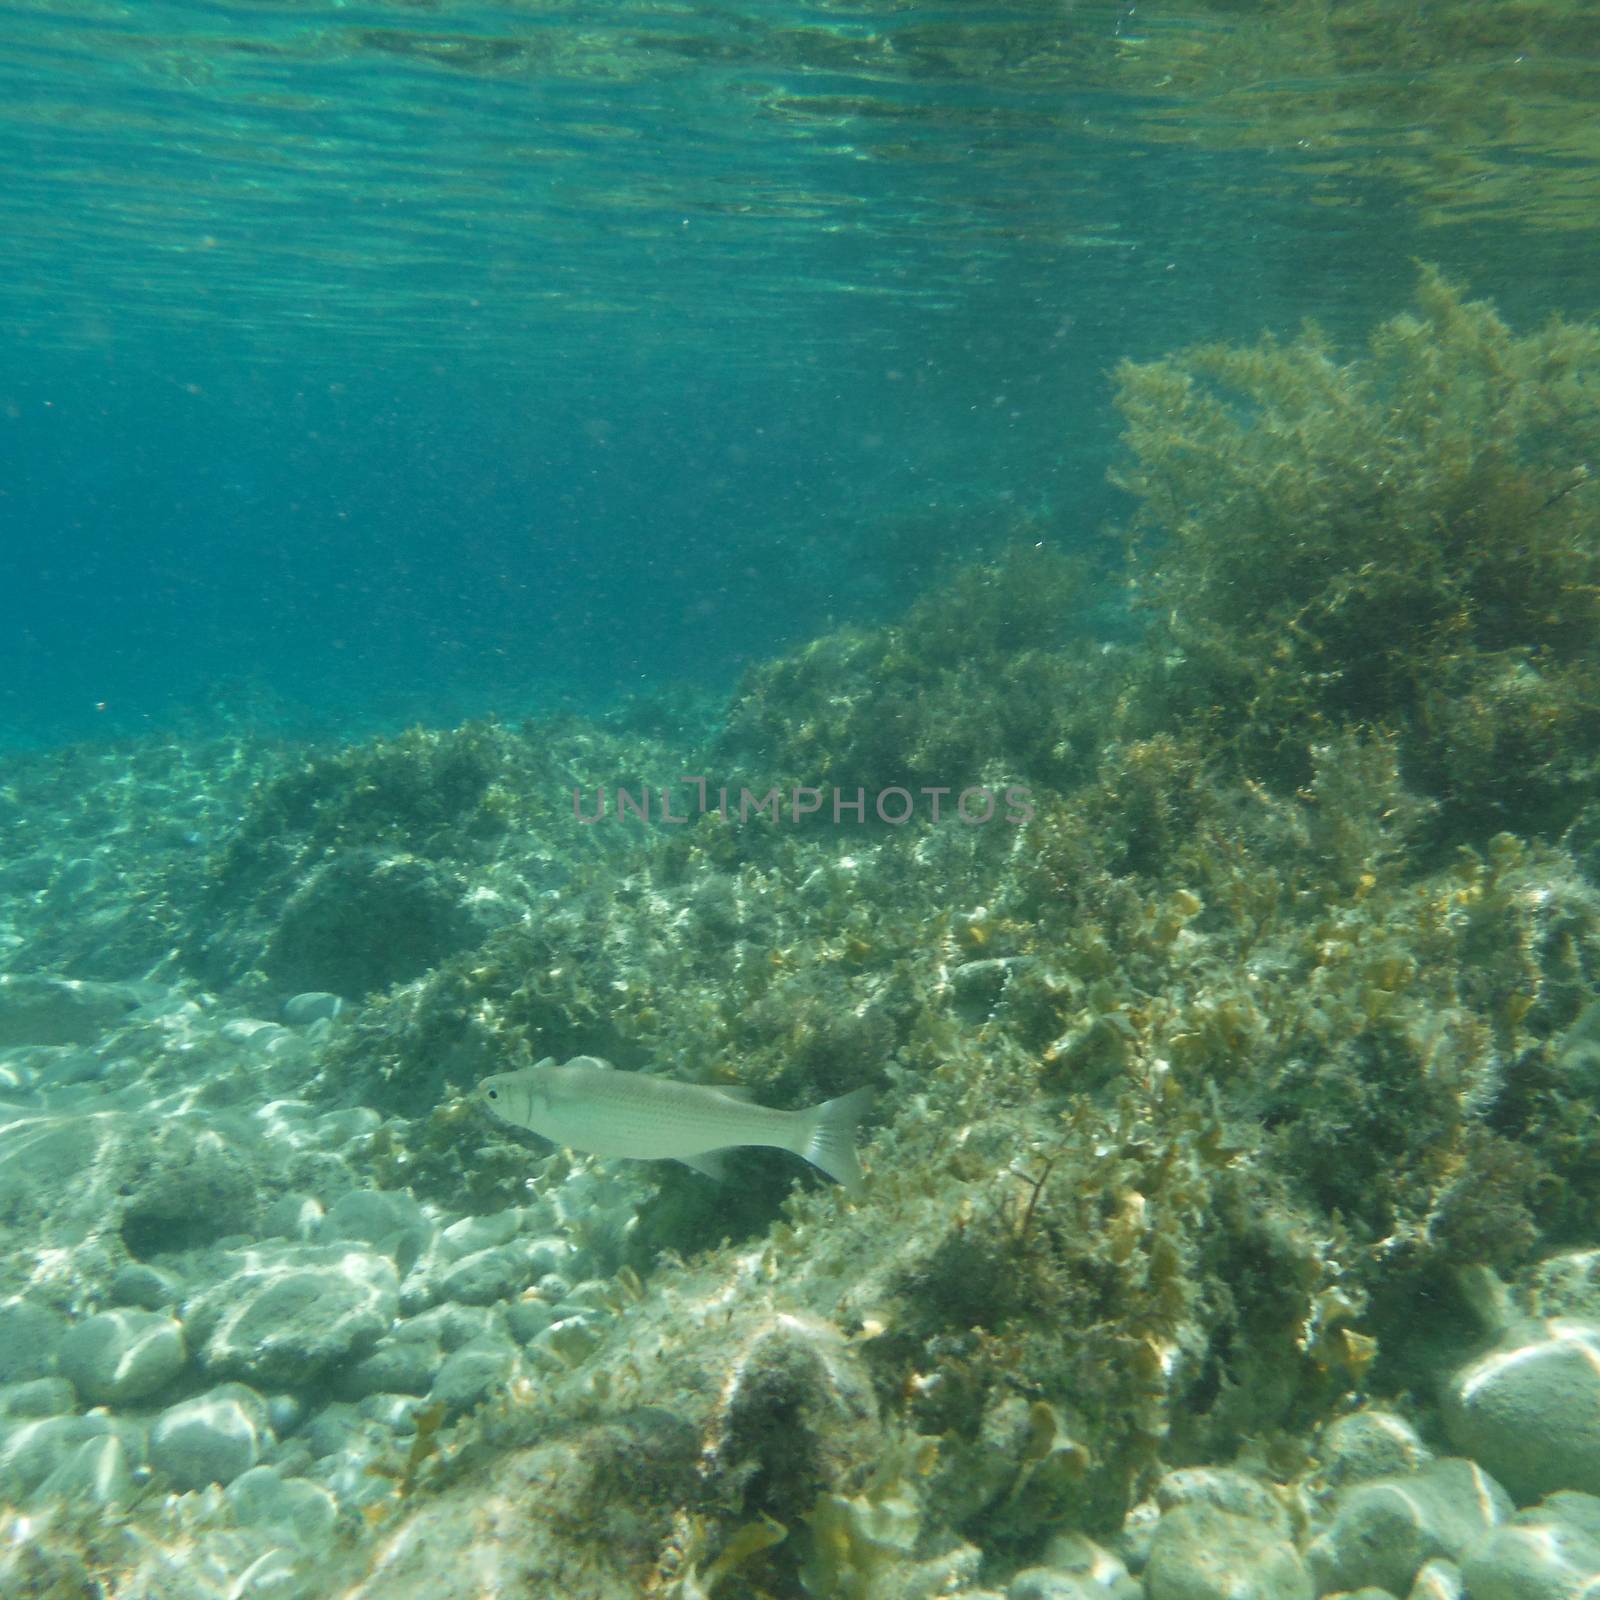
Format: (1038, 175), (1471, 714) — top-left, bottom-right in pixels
(714, 542), (1101, 799)
(118, 1119), (261, 1257)
(332, 1406), (702, 1598)
(1312, 1409), (1435, 1491)
(262, 849), (489, 1000)
(180, 717), (666, 996)
(1523, 1249), (1600, 1321)
(705, 1314), (880, 1530)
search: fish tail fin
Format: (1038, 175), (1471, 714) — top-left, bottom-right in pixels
(798, 1085), (875, 1196)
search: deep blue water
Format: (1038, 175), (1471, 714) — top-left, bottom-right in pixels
(1, 0), (1594, 748)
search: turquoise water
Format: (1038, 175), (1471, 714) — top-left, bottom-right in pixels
(5, 0), (1588, 747)
(2, 5), (1600, 1598)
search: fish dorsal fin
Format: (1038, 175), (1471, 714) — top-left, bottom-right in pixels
(677, 1150), (730, 1181)
(709, 1083), (757, 1101)
(566, 1054), (614, 1071)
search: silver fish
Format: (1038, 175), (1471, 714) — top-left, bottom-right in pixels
(477, 1054), (873, 1194)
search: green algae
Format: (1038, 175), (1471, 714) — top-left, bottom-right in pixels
(1111, 264), (1600, 839)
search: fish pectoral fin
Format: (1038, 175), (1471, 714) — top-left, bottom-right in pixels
(676, 1150), (731, 1182)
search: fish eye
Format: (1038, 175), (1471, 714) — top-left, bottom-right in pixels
(486, 1087), (498, 1100)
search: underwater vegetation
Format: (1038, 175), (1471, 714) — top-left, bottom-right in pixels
(713, 543), (1119, 804)
(6, 267), (1600, 1598)
(722, 274), (1600, 862)
(1112, 263), (1600, 844)
(276, 269), (1600, 1583)
(179, 715), (687, 998)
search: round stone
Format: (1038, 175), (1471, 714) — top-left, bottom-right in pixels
(1463, 1490), (1600, 1600)
(337, 1335), (442, 1400)
(58, 1309), (187, 1405)
(225, 1464), (339, 1544)
(108, 1262), (182, 1311)
(0, 1378), (76, 1419)
(31, 1434), (137, 1512)
(151, 1384), (268, 1490)
(430, 1340), (515, 1415)
(325, 1188), (427, 1246)
(439, 1210), (521, 1260)
(1315, 1408), (1434, 1490)
(1008, 1569), (1114, 1600)
(1444, 1319), (1600, 1503)
(1307, 1457), (1511, 1596)
(0, 1414), (120, 1497)
(437, 1246), (524, 1307)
